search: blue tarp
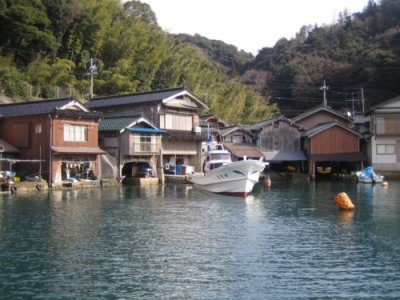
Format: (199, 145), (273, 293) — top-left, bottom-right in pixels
(126, 127), (164, 134)
(364, 166), (374, 176)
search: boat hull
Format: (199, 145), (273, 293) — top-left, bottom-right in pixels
(356, 174), (384, 184)
(191, 160), (265, 197)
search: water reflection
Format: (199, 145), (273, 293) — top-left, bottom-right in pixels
(1, 181), (400, 299)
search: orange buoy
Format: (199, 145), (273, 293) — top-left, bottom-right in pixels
(335, 192), (355, 210)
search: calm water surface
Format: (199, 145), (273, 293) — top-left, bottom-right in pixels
(1, 179), (400, 299)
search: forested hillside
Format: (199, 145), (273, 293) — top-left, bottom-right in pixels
(0, 0), (277, 123)
(179, 0), (400, 116)
(2, 0), (399, 122)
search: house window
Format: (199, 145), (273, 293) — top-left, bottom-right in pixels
(159, 113), (192, 131)
(34, 123), (42, 134)
(376, 144), (395, 155)
(376, 115), (400, 135)
(64, 124), (88, 142)
(134, 135), (156, 152)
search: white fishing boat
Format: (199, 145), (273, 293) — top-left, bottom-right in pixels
(191, 143), (266, 197)
(356, 166), (384, 184)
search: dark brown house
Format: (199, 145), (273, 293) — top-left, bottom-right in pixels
(304, 121), (364, 177)
(0, 98), (104, 186)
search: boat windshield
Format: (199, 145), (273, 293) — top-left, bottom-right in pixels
(209, 163), (224, 170)
(210, 153), (231, 161)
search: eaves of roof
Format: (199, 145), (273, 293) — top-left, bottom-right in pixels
(304, 121), (362, 138)
(292, 105), (350, 123)
(0, 97), (77, 117)
(87, 87), (187, 109)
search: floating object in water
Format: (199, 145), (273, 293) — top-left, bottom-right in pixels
(382, 181), (388, 187)
(317, 166), (332, 174)
(265, 176), (271, 187)
(335, 192), (355, 210)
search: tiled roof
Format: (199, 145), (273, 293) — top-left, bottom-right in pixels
(304, 120), (362, 138)
(99, 115), (143, 131)
(0, 97), (75, 117)
(249, 115), (300, 130)
(87, 87), (187, 108)
(219, 125), (254, 137)
(292, 105), (350, 122)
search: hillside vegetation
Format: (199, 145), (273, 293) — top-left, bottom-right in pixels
(0, 0), (277, 123)
(179, 0), (400, 116)
(1, 0), (399, 121)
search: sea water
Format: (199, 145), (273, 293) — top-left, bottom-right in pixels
(1, 179), (399, 299)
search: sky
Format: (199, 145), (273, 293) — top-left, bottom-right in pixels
(140, 0), (369, 55)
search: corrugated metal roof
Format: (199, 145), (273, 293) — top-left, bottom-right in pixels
(125, 128), (164, 134)
(0, 98), (75, 117)
(87, 87), (187, 108)
(99, 115), (142, 131)
(264, 151), (306, 161)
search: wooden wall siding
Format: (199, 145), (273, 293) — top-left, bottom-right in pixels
(96, 103), (159, 127)
(258, 123), (301, 152)
(223, 131), (253, 143)
(119, 131), (161, 156)
(103, 136), (118, 148)
(296, 111), (349, 130)
(162, 139), (198, 154)
(375, 114), (400, 135)
(52, 118), (99, 147)
(0, 115), (51, 179)
(310, 127), (359, 154)
(160, 113), (193, 131)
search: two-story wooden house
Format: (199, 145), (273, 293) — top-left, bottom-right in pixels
(88, 87), (207, 172)
(0, 98), (104, 186)
(98, 115), (164, 180)
(367, 96), (400, 174)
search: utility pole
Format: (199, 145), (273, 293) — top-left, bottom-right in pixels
(88, 58), (97, 99)
(320, 80), (329, 106)
(345, 93), (356, 117)
(361, 87), (365, 113)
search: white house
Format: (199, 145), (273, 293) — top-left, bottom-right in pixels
(368, 96), (400, 173)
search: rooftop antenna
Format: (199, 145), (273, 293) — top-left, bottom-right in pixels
(320, 80), (329, 106)
(88, 58), (97, 99)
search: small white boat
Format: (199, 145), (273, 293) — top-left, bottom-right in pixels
(356, 167), (384, 184)
(191, 144), (266, 197)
